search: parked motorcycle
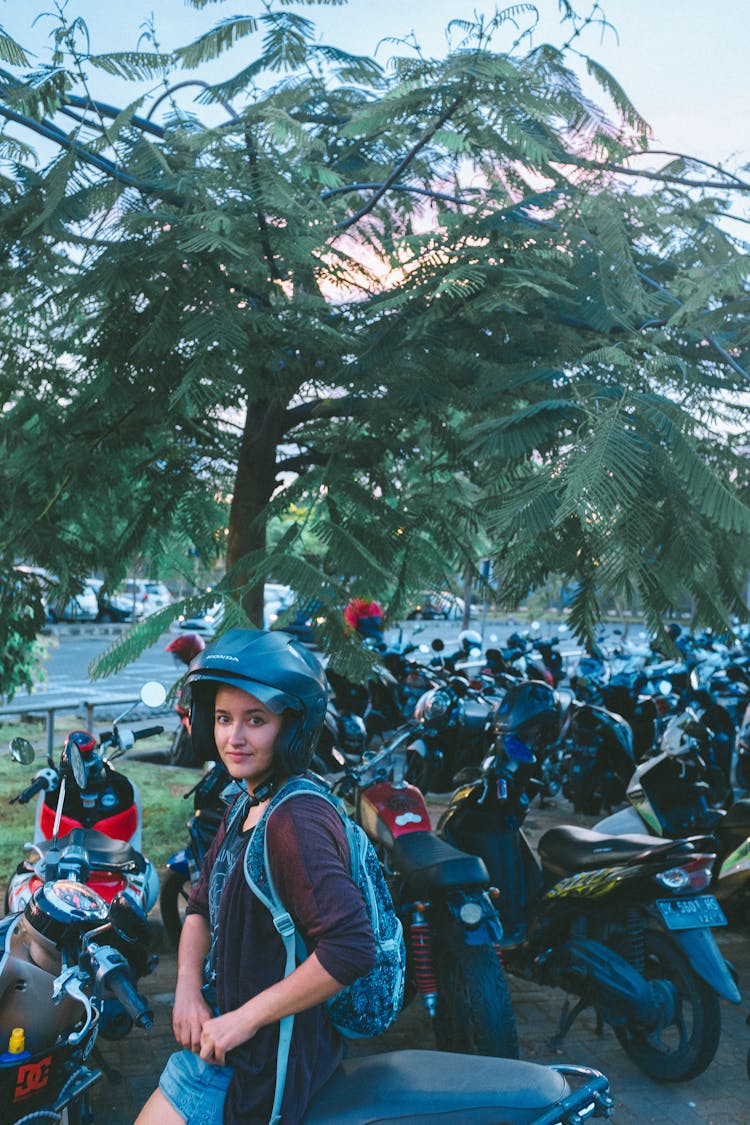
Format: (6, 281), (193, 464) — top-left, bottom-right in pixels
(437, 707), (741, 1081)
(160, 760), (237, 947)
(332, 737), (519, 1059)
(164, 633), (205, 767)
(1, 737), (156, 1122)
(402, 650), (498, 793)
(6, 683), (166, 918)
(596, 708), (750, 927)
(302, 1051), (613, 1123)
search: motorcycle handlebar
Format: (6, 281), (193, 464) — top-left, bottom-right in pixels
(10, 773), (51, 805)
(133, 725), (165, 741)
(107, 967), (154, 1029)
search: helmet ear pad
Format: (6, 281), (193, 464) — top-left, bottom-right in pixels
(189, 680), (321, 775)
(189, 681), (220, 763)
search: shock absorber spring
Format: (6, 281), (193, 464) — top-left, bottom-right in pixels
(623, 908), (645, 972)
(409, 906), (438, 1018)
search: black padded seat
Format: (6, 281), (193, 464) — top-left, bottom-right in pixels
(33, 829), (145, 872)
(391, 832), (488, 900)
(303, 1050), (568, 1125)
(538, 824), (696, 877)
(723, 798), (750, 830)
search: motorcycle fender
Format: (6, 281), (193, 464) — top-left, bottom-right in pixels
(166, 850), (191, 876)
(668, 926), (741, 1003)
(441, 892), (504, 948)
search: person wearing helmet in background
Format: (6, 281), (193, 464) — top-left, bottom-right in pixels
(343, 596), (384, 644)
(135, 629), (375, 1125)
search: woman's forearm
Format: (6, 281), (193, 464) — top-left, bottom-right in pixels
(178, 912), (211, 990)
(198, 952), (344, 1064)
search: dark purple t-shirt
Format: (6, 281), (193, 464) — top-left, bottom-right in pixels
(186, 790), (376, 1125)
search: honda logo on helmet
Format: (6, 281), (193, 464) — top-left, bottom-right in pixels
(205, 654), (239, 662)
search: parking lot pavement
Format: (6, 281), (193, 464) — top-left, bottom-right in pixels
(92, 798), (750, 1124)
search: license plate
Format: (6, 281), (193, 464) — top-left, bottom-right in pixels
(657, 895), (727, 930)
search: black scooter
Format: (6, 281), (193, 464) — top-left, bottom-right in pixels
(437, 706), (741, 1081)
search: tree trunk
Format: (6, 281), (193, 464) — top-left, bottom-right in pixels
(226, 399), (286, 623)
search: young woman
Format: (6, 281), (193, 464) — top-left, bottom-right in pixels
(135, 628), (375, 1125)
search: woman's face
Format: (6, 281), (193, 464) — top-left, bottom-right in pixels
(213, 684), (284, 789)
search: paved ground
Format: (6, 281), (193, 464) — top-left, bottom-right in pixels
(90, 798), (750, 1124)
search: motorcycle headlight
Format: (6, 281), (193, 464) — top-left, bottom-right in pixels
(422, 689), (453, 723)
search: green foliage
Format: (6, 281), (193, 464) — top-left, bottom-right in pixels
(0, 0), (747, 677)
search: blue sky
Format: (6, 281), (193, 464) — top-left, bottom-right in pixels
(4, 0), (748, 168)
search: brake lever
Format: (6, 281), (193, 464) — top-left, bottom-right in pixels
(53, 966), (94, 1044)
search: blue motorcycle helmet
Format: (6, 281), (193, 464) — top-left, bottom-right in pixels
(184, 628), (328, 777)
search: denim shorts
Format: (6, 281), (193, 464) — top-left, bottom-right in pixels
(159, 1049), (233, 1124)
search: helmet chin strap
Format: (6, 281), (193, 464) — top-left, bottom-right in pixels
(246, 778), (277, 807)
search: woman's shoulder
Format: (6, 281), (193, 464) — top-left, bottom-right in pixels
(266, 788), (346, 845)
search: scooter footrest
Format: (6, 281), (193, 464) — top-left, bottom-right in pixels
(303, 1050), (569, 1124)
(391, 832), (488, 898)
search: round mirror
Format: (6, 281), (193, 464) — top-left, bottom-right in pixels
(140, 681), (167, 709)
(9, 737), (35, 765)
(67, 741), (88, 788)
(431, 638), (445, 652)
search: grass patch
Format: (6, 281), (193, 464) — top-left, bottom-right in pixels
(0, 715), (205, 879)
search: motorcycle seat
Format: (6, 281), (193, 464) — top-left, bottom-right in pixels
(391, 832), (489, 898)
(303, 1050), (569, 1124)
(722, 798), (750, 830)
(33, 829), (146, 872)
(538, 824), (698, 876)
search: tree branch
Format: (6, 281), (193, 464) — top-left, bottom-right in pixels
(283, 395), (368, 433)
(322, 181), (481, 207)
(336, 94), (466, 231)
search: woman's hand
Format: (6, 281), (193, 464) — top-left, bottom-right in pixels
(173, 979), (213, 1053)
(199, 1008), (258, 1067)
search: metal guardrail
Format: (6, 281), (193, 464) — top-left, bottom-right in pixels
(0, 696), (173, 760)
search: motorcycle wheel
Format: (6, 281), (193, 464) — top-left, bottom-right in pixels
(433, 942), (519, 1059)
(614, 929), (721, 1081)
(161, 869), (192, 948)
(169, 726), (201, 768)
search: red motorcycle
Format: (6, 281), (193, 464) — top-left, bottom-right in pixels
(6, 683), (166, 916)
(332, 735), (518, 1058)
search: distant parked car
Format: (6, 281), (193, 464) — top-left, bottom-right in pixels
(406, 591), (466, 621)
(173, 602), (224, 638)
(120, 578), (174, 616)
(88, 578), (145, 623)
(47, 581), (100, 623)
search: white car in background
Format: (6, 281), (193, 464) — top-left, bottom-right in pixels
(120, 579), (174, 616)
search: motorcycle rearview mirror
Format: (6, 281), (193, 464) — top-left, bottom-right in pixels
(66, 740), (88, 789)
(9, 737), (35, 765)
(141, 680), (167, 709)
(109, 890), (151, 945)
(431, 638), (445, 652)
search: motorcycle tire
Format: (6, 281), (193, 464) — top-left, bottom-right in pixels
(614, 929), (721, 1081)
(160, 869), (192, 949)
(432, 941), (519, 1059)
(169, 725), (201, 769)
